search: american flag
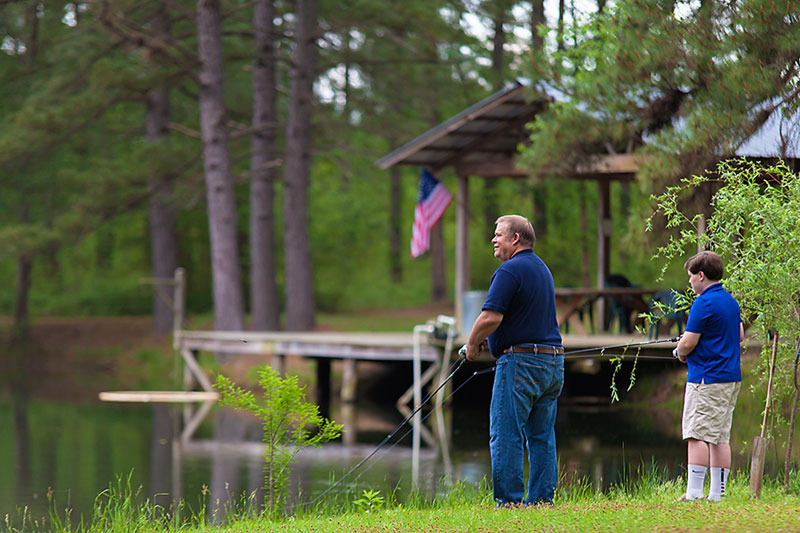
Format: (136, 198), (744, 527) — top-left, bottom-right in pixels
(410, 169), (453, 258)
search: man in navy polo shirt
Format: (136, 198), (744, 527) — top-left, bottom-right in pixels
(464, 214), (563, 506)
(674, 251), (743, 502)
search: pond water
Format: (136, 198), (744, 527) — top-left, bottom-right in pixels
(0, 364), (791, 524)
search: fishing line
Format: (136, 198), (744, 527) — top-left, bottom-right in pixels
(301, 355), (469, 508)
(303, 364), (498, 507)
(563, 337), (679, 356)
(565, 352), (678, 361)
(291, 337), (678, 511)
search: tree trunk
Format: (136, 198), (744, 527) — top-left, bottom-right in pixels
(533, 183), (547, 240)
(483, 6), (506, 237)
(11, 1), (39, 345)
(197, 0), (245, 334)
(389, 165), (403, 282)
(531, 0), (545, 51)
(490, 6), (506, 91)
(250, 0), (280, 331)
(13, 253), (32, 344)
(431, 221), (447, 303)
(147, 4), (178, 336)
(283, 0), (318, 331)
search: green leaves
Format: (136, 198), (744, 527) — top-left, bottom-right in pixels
(651, 158), (800, 428)
(521, 0), (799, 188)
(214, 366), (343, 514)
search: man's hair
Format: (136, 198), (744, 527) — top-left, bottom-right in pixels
(684, 251), (724, 281)
(495, 215), (536, 247)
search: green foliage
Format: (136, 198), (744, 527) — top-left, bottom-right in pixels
(6, 471), (800, 532)
(214, 367), (343, 515)
(649, 158), (800, 439)
(352, 489), (384, 513)
(522, 0), (800, 189)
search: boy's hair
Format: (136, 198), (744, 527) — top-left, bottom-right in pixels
(495, 215), (536, 247)
(684, 251), (724, 281)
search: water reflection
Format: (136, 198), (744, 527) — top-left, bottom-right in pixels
(1, 386), (795, 523)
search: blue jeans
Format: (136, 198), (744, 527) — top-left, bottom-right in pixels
(489, 349), (564, 506)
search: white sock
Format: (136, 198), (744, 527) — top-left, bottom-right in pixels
(686, 464), (707, 498)
(708, 467), (730, 501)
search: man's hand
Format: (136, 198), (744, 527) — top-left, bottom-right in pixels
(465, 341), (486, 361)
(464, 310), (503, 362)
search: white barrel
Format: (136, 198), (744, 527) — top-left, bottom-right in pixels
(461, 290), (487, 333)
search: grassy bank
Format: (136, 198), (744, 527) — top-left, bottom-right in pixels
(6, 473), (799, 533)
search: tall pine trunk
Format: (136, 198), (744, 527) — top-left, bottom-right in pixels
(283, 0), (318, 331)
(250, 0), (280, 331)
(197, 0), (245, 334)
(147, 4), (178, 335)
(13, 252), (32, 344)
(12, 5), (39, 344)
(389, 165), (403, 282)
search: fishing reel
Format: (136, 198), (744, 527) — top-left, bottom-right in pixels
(429, 314), (458, 341)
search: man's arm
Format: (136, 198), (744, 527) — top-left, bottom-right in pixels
(740, 322), (745, 343)
(465, 310), (503, 361)
(675, 331), (700, 363)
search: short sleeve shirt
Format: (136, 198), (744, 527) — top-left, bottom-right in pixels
(684, 282), (742, 383)
(482, 249), (562, 357)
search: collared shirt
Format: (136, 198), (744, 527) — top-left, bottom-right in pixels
(685, 282), (742, 383)
(482, 249), (562, 357)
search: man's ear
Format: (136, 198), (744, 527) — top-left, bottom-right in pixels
(511, 232), (521, 245)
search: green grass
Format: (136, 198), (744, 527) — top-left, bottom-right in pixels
(6, 471), (799, 533)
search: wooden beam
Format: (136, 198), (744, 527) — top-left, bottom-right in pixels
(577, 154), (640, 175)
(437, 107), (542, 171)
(455, 157), (527, 178)
(455, 173), (470, 331)
(377, 84), (529, 170)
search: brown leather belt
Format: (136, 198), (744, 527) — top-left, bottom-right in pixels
(503, 344), (564, 356)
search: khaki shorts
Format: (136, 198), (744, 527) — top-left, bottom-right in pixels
(682, 381), (741, 444)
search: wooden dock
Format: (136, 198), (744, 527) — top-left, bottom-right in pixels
(176, 329), (677, 397)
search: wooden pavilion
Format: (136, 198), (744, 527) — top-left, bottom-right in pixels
(378, 80), (800, 332)
(377, 80), (640, 329)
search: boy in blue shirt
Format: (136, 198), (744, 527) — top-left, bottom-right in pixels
(674, 251), (744, 502)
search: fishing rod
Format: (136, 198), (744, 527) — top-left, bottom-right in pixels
(297, 337), (679, 510)
(306, 363), (498, 503)
(563, 336), (680, 356)
(303, 354), (469, 508)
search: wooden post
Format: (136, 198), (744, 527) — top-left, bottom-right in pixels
(596, 179), (611, 329)
(750, 331), (779, 496)
(316, 358), (331, 421)
(173, 267), (185, 350)
(455, 173), (470, 332)
(341, 359), (357, 403)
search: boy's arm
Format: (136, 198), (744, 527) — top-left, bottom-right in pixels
(675, 332), (701, 363)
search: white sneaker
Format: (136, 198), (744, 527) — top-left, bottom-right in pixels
(677, 491), (704, 502)
(707, 493), (722, 502)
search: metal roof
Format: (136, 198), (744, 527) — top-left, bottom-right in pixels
(735, 99), (800, 159)
(376, 80), (551, 171)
